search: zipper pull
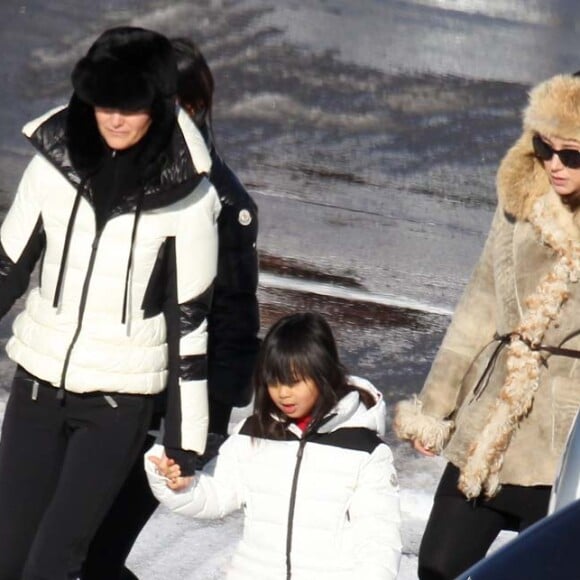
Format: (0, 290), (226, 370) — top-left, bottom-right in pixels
(104, 395), (118, 408)
(297, 439), (306, 459)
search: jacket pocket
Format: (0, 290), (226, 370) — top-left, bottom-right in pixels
(551, 376), (580, 453)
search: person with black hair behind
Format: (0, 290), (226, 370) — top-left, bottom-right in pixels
(82, 37), (260, 579)
(172, 36), (260, 436)
(0, 26), (220, 579)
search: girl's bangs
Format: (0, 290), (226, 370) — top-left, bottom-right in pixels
(262, 349), (311, 386)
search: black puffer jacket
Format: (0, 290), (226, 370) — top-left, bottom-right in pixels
(205, 129), (260, 408)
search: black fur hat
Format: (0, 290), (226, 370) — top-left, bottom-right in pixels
(72, 26), (176, 110)
(66, 27), (178, 178)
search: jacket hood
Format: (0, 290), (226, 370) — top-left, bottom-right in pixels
(317, 375), (387, 436)
(22, 105), (211, 213)
(65, 93), (176, 182)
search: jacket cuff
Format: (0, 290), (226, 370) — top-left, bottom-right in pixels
(393, 396), (454, 454)
(165, 447), (198, 476)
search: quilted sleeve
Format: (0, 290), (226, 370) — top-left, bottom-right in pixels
(0, 155), (47, 317)
(163, 179), (220, 473)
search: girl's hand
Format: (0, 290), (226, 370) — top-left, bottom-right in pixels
(413, 439), (436, 457)
(148, 453), (194, 490)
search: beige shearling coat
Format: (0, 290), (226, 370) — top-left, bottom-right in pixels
(394, 128), (580, 498)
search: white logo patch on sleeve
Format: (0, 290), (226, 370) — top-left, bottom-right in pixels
(238, 209), (252, 226)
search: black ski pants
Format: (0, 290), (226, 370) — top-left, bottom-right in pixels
(418, 463), (551, 580)
(0, 366), (153, 580)
(82, 394), (232, 579)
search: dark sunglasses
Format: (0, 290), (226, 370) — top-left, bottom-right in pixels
(532, 134), (580, 169)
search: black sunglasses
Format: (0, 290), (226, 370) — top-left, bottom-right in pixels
(532, 134), (580, 169)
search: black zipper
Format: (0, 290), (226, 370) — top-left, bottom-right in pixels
(59, 150), (118, 391)
(285, 437), (307, 580)
(58, 229), (103, 390)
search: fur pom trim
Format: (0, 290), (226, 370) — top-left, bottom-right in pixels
(393, 397), (454, 454)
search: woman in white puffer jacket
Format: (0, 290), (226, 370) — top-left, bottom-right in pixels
(0, 27), (219, 580)
(147, 312), (402, 580)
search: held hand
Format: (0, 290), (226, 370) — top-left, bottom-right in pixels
(413, 439), (437, 457)
(148, 454), (194, 490)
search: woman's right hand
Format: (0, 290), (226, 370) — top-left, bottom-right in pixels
(413, 439), (436, 457)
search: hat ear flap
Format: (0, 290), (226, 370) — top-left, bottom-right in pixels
(137, 96), (177, 182)
(66, 93), (104, 176)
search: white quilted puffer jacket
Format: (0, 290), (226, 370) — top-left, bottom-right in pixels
(147, 377), (402, 580)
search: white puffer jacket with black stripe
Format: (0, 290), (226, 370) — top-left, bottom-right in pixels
(0, 106), (219, 455)
(146, 377), (402, 580)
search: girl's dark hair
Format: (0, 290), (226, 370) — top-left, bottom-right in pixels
(171, 37), (215, 140)
(250, 312), (356, 439)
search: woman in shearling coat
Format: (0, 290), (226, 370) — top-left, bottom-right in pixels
(394, 73), (580, 579)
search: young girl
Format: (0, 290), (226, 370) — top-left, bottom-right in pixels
(147, 312), (401, 580)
